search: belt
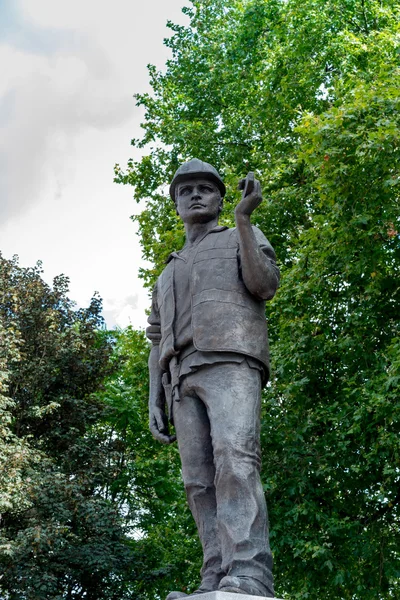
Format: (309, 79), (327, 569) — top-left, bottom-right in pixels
(168, 345), (197, 403)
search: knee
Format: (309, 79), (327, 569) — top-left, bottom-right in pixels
(182, 465), (215, 497)
(184, 479), (214, 496)
(213, 441), (261, 484)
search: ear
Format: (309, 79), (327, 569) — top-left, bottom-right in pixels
(218, 199), (223, 214)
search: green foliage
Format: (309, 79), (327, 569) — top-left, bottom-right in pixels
(0, 302), (39, 526)
(263, 71), (400, 599)
(116, 1), (400, 598)
(115, 0), (400, 285)
(98, 328), (202, 599)
(0, 255), (135, 599)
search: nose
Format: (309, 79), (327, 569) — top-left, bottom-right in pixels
(191, 186), (201, 200)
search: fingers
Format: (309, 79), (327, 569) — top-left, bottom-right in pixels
(245, 172), (255, 197)
(150, 411), (176, 444)
(150, 420), (176, 444)
(151, 428), (176, 444)
(237, 172), (260, 197)
(155, 409), (168, 433)
(248, 177), (262, 200)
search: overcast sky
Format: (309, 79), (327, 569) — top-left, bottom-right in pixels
(0, 0), (188, 329)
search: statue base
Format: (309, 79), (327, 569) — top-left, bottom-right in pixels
(188, 593), (283, 600)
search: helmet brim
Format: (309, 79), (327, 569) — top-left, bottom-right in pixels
(169, 171), (226, 201)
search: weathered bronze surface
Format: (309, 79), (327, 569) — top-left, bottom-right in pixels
(146, 159), (280, 599)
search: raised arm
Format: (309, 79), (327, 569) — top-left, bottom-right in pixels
(235, 172), (279, 301)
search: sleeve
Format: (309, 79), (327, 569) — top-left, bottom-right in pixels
(252, 225), (280, 287)
(146, 283), (162, 346)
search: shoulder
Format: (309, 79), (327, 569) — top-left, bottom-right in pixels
(251, 226), (276, 255)
(229, 224), (272, 247)
(158, 260), (173, 281)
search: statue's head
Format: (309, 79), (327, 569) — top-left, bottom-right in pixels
(169, 159), (226, 225)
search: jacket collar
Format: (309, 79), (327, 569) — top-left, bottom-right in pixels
(166, 226), (228, 263)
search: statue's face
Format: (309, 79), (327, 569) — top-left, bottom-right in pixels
(175, 178), (222, 225)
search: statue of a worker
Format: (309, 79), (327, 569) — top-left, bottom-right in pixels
(146, 159), (280, 599)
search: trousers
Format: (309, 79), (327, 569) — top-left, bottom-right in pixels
(173, 360), (274, 596)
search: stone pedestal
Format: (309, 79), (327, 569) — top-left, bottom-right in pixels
(191, 593), (283, 600)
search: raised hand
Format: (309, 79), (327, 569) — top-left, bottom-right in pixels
(235, 172), (263, 217)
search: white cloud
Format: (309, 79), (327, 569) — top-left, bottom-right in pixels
(103, 293), (150, 330)
(0, 35), (132, 219)
(0, 0), (188, 328)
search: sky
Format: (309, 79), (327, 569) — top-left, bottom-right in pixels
(0, 0), (188, 329)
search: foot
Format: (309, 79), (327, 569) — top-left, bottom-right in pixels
(166, 586), (214, 599)
(218, 575), (273, 597)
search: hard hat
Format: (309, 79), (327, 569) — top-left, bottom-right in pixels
(169, 158), (226, 200)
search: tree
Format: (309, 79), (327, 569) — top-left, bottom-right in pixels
(116, 1), (400, 598)
(97, 327), (202, 600)
(263, 71), (400, 599)
(0, 255), (136, 600)
(0, 289), (40, 551)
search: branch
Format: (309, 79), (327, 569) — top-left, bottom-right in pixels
(360, 0), (370, 35)
(361, 488), (400, 526)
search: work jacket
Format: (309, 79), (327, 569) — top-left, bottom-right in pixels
(147, 225), (279, 377)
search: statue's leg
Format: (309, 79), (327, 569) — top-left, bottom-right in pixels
(173, 382), (225, 593)
(189, 361), (274, 598)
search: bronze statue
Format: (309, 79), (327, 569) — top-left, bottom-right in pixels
(146, 159), (280, 599)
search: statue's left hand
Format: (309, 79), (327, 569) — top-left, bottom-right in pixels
(235, 172), (263, 217)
